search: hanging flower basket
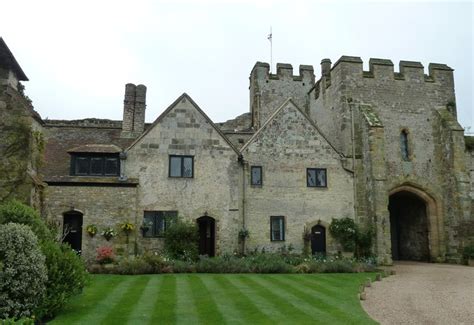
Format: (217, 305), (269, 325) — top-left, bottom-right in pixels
(101, 227), (117, 241)
(86, 224), (98, 237)
(140, 220), (153, 237)
(120, 221), (135, 235)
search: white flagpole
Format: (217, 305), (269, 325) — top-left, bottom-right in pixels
(268, 26), (273, 73)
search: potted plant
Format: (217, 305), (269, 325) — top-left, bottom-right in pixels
(101, 227), (117, 241)
(86, 224), (98, 237)
(140, 220), (152, 237)
(120, 221), (135, 235)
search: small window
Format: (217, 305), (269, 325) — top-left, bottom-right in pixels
(251, 166), (262, 186)
(169, 155), (194, 178)
(270, 216), (285, 241)
(400, 130), (409, 161)
(71, 154), (120, 176)
(143, 211), (178, 238)
(307, 168), (327, 187)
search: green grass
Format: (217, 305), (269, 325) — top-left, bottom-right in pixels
(50, 273), (376, 324)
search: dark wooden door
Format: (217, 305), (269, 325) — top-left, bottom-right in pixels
(63, 212), (83, 253)
(197, 216), (215, 257)
(311, 225), (326, 255)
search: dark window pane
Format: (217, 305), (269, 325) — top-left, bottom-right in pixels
(75, 157), (89, 175)
(105, 158), (119, 175)
(251, 166), (262, 185)
(183, 157), (193, 177)
(315, 169), (327, 187)
(170, 157), (182, 177)
(307, 169), (316, 187)
(400, 131), (409, 161)
(156, 214), (166, 237)
(90, 157), (104, 175)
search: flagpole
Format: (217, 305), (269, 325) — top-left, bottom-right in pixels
(269, 27), (273, 73)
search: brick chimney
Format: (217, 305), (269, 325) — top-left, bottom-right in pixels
(121, 83), (147, 138)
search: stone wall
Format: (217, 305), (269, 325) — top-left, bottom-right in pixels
(241, 100), (354, 254)
(44, 184), (138, 264)
(125, 94), (242, 255)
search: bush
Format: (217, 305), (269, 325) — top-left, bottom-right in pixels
(462, 243), (474, 260)
(36, 242), (88, 318)
(329, 218), (356, 251)
(0, 201), (88, 319)
(0, 223), (48, 320)
(168, 260), (196, 273)
(164, 220), (199, 261)
(116, 256), (152, 275)
(0, 200), (53, 242)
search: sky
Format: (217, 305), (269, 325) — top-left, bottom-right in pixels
(1, 0), (473, 130)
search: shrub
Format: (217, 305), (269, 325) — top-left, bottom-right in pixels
(0, 223), (47, 320)
(0, 200), (53, 242)
(96, 246), (115, 264)
(164, 220), (199, 261)
(168, 260), (196, 273)
(116, 256), (152, 275)
(462, 243), (474, 260)
(354, 224), (375, 258)
(36, 242), (88, 318)
(142, 252), (165, 273)
(329, 218), (356, 251)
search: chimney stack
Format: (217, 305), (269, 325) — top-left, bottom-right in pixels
(121, 83), (146, 138)
(321, 58), (332, 77)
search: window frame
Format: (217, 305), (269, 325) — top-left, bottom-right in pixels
(250, 165), (263, 186)
(306, 168), (327, 188)
(70, 153), (120, 177)
(270, 216), (285, 241)
(143, 211), (178, 238)
(169, 155), (194, 178)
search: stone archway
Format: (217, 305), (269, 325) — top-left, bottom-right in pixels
(388, 185), (443, 261)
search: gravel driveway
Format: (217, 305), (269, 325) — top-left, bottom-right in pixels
(362, 261), (474, 325)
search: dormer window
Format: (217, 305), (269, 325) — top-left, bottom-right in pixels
(68, 144), (122, 176)
(70, 154), (120, 176)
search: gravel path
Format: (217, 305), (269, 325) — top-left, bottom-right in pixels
(362, 261), (474, 325)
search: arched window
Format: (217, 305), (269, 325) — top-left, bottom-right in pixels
(400, 130), (409, 161)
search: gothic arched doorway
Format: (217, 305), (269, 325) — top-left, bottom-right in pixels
(197, 216), (215, 257)
(63, 211), (83, 253)
(389, 190), (431, 261)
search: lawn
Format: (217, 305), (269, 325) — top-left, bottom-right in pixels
(50, 273), (376, 324)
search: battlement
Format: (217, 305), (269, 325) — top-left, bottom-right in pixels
(327, 56), (454, 83)
(251, 62), (315, 83)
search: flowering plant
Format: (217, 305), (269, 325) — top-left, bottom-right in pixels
(120, 221), (135, 234)
(96, 246), (114, 264)
(101, 227), (117, 241)
(86, 224), (98, 237)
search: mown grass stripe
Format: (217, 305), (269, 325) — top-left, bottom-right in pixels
(252, 275), (335, 321)
(149, 275), (177, 324)
(213, 275), (272, 324)
(265, 275), (359, 324)
(77, 276), (137, 324)
(237, 275), (316, 324)
(200, 275), (246, 324)
(175, 275), (199, 324)
(101, 276), (151, 324)
(49, 275), (123, 324)
(188, 275), (225, 325)
(125, 276), (163, 325)
(226, 276), (289, 323)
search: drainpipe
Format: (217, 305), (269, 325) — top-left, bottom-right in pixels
(238, 154), (246, 253)
(349, 98), (358, 223)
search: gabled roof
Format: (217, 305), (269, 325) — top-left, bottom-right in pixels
(0, 37), (28, 81)
(126, 93), (240, 155)
(240, 98), (343, 157)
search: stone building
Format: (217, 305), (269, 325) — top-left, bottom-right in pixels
(1, 38), (473, 264)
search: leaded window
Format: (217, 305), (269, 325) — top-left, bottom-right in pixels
(70, 154), (120, 176)
(307, 168), (327, 187)
(271, 216), (285, 241)
(143, 211), (178, 238)
(169, 155), (194, 178)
